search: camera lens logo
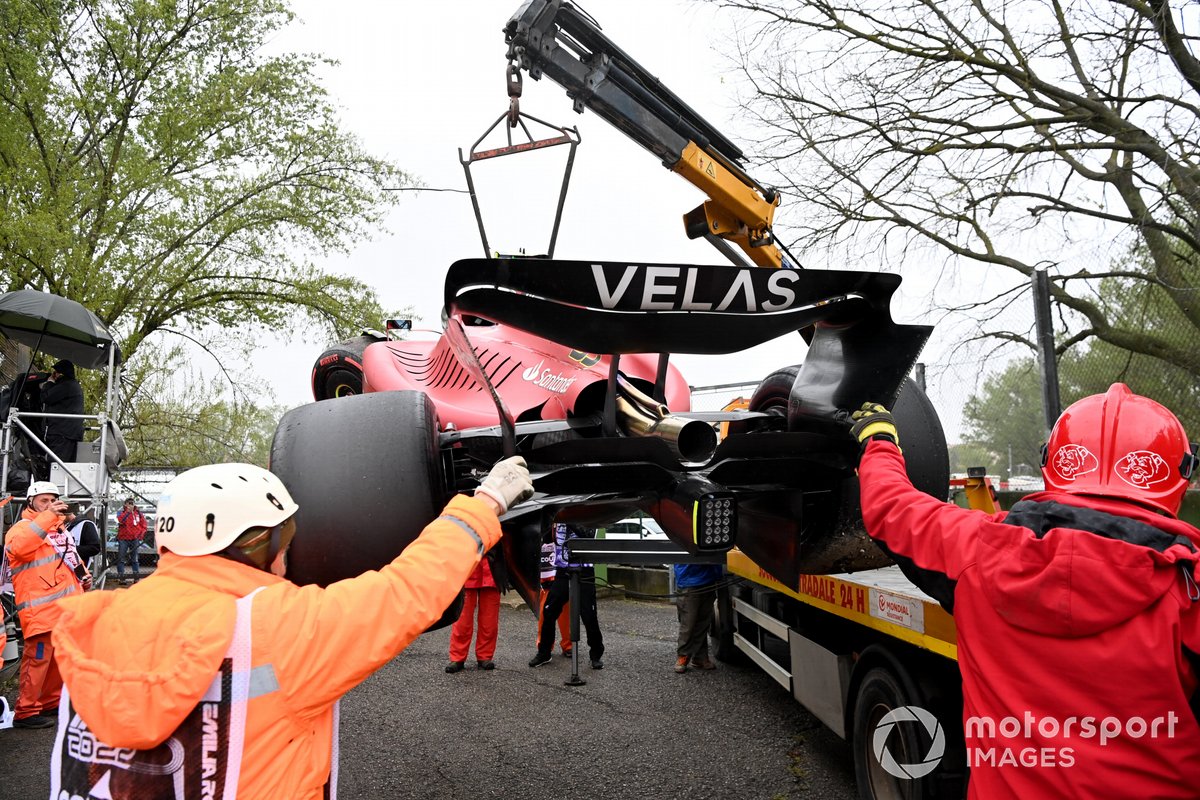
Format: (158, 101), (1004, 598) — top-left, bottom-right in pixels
(872, 705), (945, 779)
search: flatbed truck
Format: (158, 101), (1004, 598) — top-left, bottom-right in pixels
(714, 477), (1001, 800)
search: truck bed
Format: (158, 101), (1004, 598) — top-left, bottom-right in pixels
(726, 549), (958, 659)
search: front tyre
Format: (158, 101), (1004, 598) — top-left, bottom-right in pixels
(310, 334), (384, 401)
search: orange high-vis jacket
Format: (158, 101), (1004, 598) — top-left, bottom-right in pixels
(53, 494), (499, 800)
(4, 506), (81, 638)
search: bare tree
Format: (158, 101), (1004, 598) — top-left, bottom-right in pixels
(714, 0), (1200, 375)
(121, 348), (280, 468)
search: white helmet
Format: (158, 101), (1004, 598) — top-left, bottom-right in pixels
(155, 463), (298, 557)
(26, 481), (60, 500)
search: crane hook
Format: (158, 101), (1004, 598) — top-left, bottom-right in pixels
(507, 62), (523, 128)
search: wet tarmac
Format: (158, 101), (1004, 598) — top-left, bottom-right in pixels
(1, 595), (857, 799)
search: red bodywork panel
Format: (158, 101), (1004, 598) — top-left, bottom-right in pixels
(360, 320), (691, 428)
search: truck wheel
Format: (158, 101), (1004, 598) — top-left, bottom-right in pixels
(710, 581), (746, 664)
(311, 334), (384, 401)
(270, 391), (463, 628)
(852, 667), (944, 800)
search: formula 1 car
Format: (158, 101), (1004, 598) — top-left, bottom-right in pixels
(269, 257), (947, 614)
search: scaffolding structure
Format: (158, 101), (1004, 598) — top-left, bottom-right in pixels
(0, 290), (123, 573)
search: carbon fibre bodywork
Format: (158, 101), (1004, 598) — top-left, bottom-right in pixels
(274, 258), (948, 608)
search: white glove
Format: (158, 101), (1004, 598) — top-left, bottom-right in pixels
(474, 456), (534, 514)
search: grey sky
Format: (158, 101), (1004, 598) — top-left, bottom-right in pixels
(252, 0), (983, 439)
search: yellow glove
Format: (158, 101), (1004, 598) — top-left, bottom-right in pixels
(850, 402), (900, 452)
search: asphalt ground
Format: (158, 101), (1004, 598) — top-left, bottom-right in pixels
(1, 595), (857, 800)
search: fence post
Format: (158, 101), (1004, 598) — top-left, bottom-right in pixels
(1032, 270), (1062, 432)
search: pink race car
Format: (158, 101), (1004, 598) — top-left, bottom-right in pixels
(269, 257), (948, 615)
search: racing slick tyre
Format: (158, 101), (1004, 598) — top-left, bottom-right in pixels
(724, 364), (798, 436)
(809, 375), (948, 573)
(310, 334), (384, 401)
(729, 367), (948, 574)
(269, 390), (463, 628)
(749, 364), (800, 417)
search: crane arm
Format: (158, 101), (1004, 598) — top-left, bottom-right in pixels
(504, 0), (794, 269)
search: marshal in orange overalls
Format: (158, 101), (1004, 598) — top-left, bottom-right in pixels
(4, 505), (82, 721)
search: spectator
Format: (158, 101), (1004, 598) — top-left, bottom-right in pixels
(852, 384), (1200, 798)
(3, 369), (45, 421)
(536, 527), (572, 658)
(115, 498), (148, 584)
(1, 370), (46, 492)
(529, 523), (604, 669)
(3, 481), (84, 729)
(671, 562), (722, 673)
(40, 359), (84, 475)
(445, 550), (504, 672)
(66, 509), (102, 564)
(65, 510), (101, 591)
(49, 457), (532, 797)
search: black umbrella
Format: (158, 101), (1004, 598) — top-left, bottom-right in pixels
(0, 289), (120, 370)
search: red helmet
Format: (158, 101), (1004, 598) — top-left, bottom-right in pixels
(1042, 383), (1197, 516)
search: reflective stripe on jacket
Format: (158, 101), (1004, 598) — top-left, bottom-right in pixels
(53, 493), (499, 800)
(4, 507), (80, 637)
(50, 588), (318, 799)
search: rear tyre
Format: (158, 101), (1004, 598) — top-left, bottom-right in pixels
(748, 364), (800, 415)
(737, 365), (948, 495)
(888, 378), (949, 500)
(729, 368), (948, 575)
(725, 365), (799, 436)
(270, 391), (463, 628)
(311, 334), (384, 401)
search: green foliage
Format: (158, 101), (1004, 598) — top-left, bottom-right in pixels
(129, 396), (277, 468)
(962, 311), (1200, 473)
(0, 0), (411, 359)
(0, 0), (416, 466)
(1057, 269), (1200, 434)
(961, 358), (1045, 479)
(1058, 343), (1200, 435)
(948, 442), (995, 476)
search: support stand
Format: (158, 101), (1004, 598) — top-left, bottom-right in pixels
(558, 538), (727, 688)
(565, 567), (586, 686)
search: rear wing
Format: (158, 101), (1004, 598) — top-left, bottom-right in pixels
(444, 257), (930, 409)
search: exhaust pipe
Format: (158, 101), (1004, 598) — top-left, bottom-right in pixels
(614, 379), (718, 463)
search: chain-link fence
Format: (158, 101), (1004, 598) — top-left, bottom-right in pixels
(916, 269), (1200, 484)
